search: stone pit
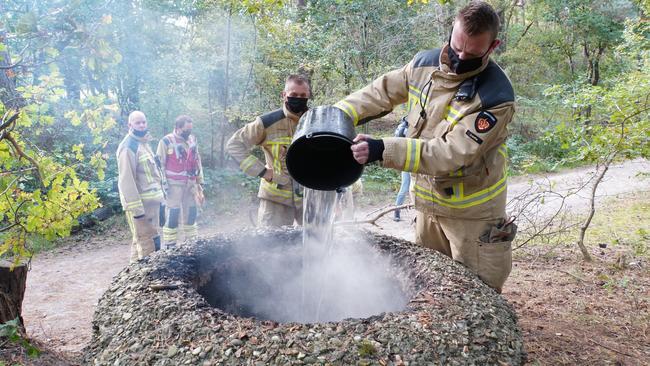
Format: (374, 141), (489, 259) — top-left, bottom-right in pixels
(84, 228), (524, 365)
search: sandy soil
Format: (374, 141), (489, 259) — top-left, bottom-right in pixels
(17, 159), (650, 365)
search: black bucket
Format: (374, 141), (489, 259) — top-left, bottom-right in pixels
(286, 106), (363, 191)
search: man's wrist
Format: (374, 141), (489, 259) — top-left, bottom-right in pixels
(258, 168), (267, 178)
(366, 138), (385, 164)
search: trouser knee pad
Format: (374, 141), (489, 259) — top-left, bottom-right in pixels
(166, 207), (180, 228)
(187, 206), (198, 225)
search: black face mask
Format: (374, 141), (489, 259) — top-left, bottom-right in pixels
(180, 130), (191, 140)
(446, 31), (491, 74)
(285, 97), (309, 114)
(132, 129), (147, 137)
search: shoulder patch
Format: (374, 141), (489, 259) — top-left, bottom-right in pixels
(117, 135), (139, 156)
(412, 49), (440, 69)
(125, 136), (139, 153)
(260, 108), (286, 128)
(475, 111), (497, 133)
(476, 61), (515, 109)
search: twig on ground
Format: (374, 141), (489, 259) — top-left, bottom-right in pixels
(588, 339), (637, 358)
(336, 204), (413, 226)
(555, 269), (585, 282)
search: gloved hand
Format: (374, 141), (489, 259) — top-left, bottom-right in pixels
(351, 134), (384, 164)
(133, 214), (157, 241)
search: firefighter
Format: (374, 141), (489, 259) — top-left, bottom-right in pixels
(226, 74), (310, 227)
(335, 1), (517, 293)
(117, 111), (164, 262)
(157, 115), (204, 248)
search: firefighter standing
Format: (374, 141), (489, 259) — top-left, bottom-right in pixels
(226, 74), (311, 227)
(117, 111), (164, 262)
(336, 1), (517, 292)
(157, 115), (204, 248)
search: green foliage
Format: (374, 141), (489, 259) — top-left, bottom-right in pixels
(0, 318), (40, 358)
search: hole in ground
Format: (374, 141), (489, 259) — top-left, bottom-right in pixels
(196, 232), (409, 323)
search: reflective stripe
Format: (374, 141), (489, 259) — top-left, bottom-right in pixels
(139, 155), (154, 183)
(414, 175), (506, 209)
(267, 137), (293, 145)
(335, 101), (359, 126)
(403, 139), (422, 173)
(124, 200), (144, 210)
(272, 144), (282, 174)
(415, 148), (508, 209)
(261, 180), (292, 199)
(163, 227), (178, 241)
(240, 155), (258, 172)
(445, 105), (464, 128)
(408, 85), (423, 112)
(140, 189), (163, 200)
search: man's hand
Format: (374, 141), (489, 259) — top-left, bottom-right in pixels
(352, 134), (384, 164)
(263, 168), (273, 182)
(351, 134), (371, 164)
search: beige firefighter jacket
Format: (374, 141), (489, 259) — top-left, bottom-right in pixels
(335, 45), (515, 219)
(117, 132), (165, 217)
(226, 105), (303, 208)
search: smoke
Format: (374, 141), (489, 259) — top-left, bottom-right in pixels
(200, 189), (409, 323)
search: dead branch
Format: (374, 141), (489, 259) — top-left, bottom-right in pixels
(555, 269), (585, 282)
(336, 204), (413, 226)
(588, 339), (637, 359)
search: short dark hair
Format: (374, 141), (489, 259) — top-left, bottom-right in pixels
(175, 115), (193, 129)
(456, 1), (500, 41)
(285, 74), (312, 96)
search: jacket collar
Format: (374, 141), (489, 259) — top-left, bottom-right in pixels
(282, 103), (305, 123)
(437, 42), (490, 81)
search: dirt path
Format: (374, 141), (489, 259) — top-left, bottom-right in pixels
(20, 159), (650, 363)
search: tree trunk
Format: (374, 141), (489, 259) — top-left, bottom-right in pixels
(576, 158), (615, 262)
(0, 261), (27, 333)
(219, 6), (232, 168)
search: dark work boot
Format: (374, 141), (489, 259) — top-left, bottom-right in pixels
(393, 210), (401, 222)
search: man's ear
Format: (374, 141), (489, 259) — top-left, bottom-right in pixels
(491, 39), (501, 52)
(280, 90), (286, 99)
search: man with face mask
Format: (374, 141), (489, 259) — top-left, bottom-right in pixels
(157, 115), (204, 248)
(227, 74), (311, 227)
(117, 111), (164, 262)
(333, 1), (516, 293)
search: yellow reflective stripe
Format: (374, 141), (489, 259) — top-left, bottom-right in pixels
(408, 84), (422, 94)
(403, 139), (422, 173)
(241, 155), (258, 172)
(414, 175), (506, 209)
(140, 190), (163, 200)
(413, 140), (422, 173)
(267, 137), (293, 145)
(261, 180), (292, 198)
(124, 200), (144, 210)
(498, 144), (507, 159)
(446, 105), (464, 128)
(272, 145), (282, 174)
(139, 157), (154, 183)
(336, 100), (359, 126)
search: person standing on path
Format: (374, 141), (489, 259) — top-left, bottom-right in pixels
(117, 111), (164, 262)
(393, 116), (410, 222)
(335, 1), (517, 292)
(226, 74), (311, 227)
(157, 115), (204, 249)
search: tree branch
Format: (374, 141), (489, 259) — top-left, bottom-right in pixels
(336, 204), (412, 226)
(3, 133), (44, 188)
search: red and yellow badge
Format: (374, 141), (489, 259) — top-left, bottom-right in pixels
(474, 111), (497, 133)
